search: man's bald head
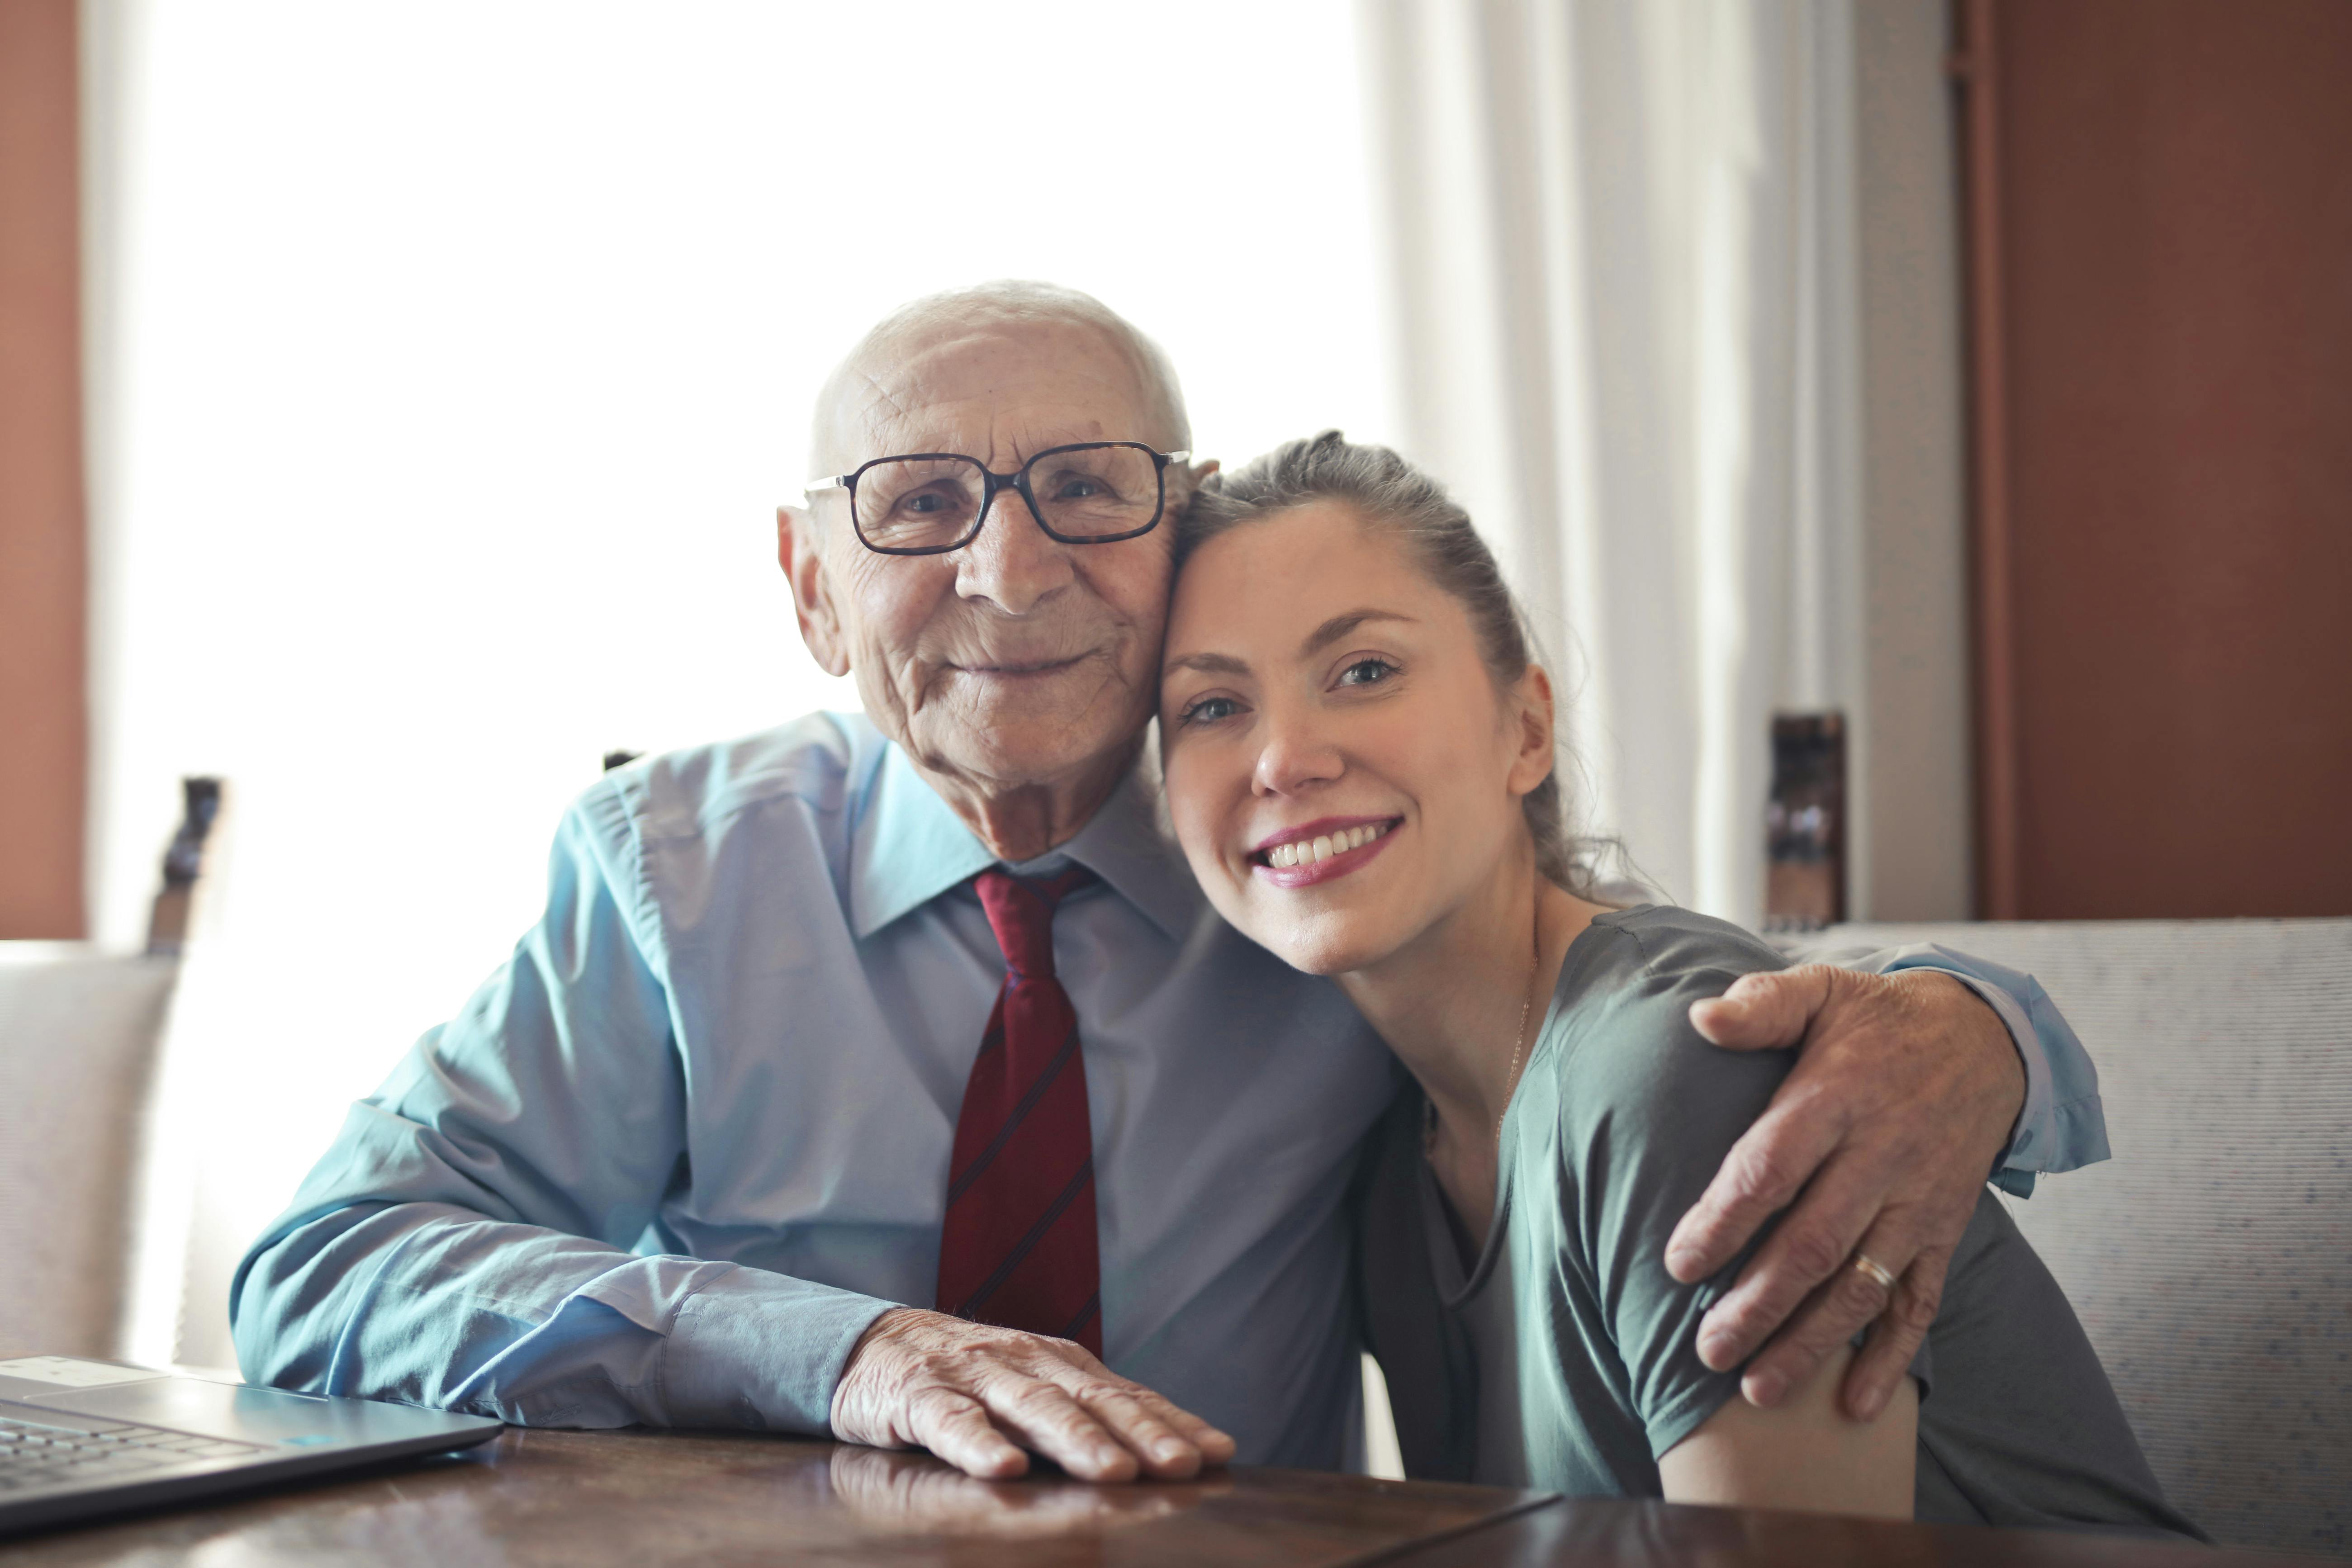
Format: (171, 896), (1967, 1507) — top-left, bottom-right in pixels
(810, 281), (1190, 477)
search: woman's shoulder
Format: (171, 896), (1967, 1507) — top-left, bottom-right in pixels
(1578, 903), (1790, 989)
(1536, 905), (1794, 1149)
(1508, 906), (1802, 1464)
(1546, 905), (1790, 1056)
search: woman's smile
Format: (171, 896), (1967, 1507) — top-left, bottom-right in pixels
(1249, 815), (1404, 886)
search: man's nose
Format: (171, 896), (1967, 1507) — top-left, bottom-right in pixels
(954, 488), (1073, 615)
(1253, 701), (1345, 798)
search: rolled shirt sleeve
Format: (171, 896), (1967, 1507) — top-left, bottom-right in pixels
(230, 796), (895, 1433)
(1812, 943), (2110, 1197)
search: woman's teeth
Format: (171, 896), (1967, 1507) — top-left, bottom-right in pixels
(1264, 822), (1391, 869)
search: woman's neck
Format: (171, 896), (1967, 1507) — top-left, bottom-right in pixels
(1337, 853), (1605, 1241)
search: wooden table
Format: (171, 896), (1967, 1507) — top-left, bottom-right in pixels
(0, 1428), (2313, 1567)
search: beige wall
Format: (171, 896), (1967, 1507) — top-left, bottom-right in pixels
(1854, 0), (1974, 920)
(0, 0), (89, 939)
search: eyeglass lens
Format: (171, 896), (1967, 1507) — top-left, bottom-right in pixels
(853, 445), (1162, 552)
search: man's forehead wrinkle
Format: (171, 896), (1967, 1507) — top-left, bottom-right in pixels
(811, 287), (1188, 469)
(819, 370), (910, 462)
(852, 366), (909, 420)
(859, 342), (1145, 468)
(849, 375), (919, 445)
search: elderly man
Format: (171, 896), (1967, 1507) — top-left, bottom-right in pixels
(234, 283), (2105, 1483)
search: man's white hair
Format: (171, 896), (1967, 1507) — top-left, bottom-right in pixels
(811, 280), (1190, 473)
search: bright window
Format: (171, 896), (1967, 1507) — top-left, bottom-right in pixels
(91, 0), (1391, 1360)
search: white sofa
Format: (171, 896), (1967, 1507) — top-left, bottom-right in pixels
(1793, 918), (2351, 1558)
(0, 945), (179, 1362)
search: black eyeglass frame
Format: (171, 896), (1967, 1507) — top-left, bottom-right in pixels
(802, 441), (1192, 557)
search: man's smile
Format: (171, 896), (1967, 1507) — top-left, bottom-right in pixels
(950, 654), (1092, 679)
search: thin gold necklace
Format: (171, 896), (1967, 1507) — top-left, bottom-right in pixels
(1425, 895), (1546, 1156)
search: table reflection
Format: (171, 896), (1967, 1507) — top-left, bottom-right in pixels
(824, 1446), (1230, 1539)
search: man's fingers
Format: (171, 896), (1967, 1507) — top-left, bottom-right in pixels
(830, 1313), (1227, 1485)
(981, 1378), (1140, 1483)
(907, 1388), (1028, 1480)
(1691, 1146), (1894, 1369)
(1840, 1246), (1950, 1421)
(1674, 960), (2014, 1411)
(1023, 1345), (1237, 1476)
(1140, 1390), (1237, 1466)
(1668, 1088), (1852, 1284)
(1065, 1382), (1202, 1479)
(1102, 1382), (1237, 1468)
(1733, 1214), (1923, 1409)
(1016, 1339), (1237, 1467)
(1688, 965), (1840, 1051)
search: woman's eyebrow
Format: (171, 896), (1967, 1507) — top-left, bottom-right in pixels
(1164, 650), (1251, 677)
(1301, 609), (1417, 655)
(1163, 611), (1417, 679)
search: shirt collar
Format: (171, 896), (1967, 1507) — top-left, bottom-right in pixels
(1053, 758), (1202, 940)
(848, 739), (1202, 942)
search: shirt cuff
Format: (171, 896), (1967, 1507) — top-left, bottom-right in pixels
(659, 1265), (898, 1435)
(1935, 971), (2055, 1182)
(1872, 959), (2055, 1192)
(1830, 943), (2111, 1193)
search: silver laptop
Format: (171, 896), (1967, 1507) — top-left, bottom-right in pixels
(0, 1356), (502, 1535)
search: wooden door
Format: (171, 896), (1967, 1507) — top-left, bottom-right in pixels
(0, 0), (88, 939)
(1959, 0), (2352, 918)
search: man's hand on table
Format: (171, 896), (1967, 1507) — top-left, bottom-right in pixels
(1667, 967), (2025, 1421)
(830, 1307), (1238, 1483)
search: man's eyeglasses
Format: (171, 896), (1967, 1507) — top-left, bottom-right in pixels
(802, 442), (1191, 557)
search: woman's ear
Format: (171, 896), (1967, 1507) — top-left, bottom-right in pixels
(1506, 663), (1558, 799)
(777, 504), (851, 677)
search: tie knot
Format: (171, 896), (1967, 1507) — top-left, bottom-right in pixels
(974, 866), (1095, 981)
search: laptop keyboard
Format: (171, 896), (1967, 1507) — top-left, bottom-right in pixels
(0, 1411), (262, 1492)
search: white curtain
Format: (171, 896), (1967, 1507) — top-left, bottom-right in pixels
(1357, 0), (1869, 926)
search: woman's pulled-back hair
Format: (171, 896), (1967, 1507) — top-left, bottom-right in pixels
(1176, 430), (1599, 897)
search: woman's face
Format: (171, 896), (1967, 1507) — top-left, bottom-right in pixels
(1159, 501), (1553, 976)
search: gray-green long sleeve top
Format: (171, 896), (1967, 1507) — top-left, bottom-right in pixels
(1355, 905), (2201, 1537)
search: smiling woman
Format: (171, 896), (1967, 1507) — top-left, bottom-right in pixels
(1153, 432), (2196, 1536)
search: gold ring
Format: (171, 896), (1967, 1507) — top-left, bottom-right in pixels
(1852, 1253), (1899, 1292)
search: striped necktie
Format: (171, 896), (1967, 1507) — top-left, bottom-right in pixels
(935, 865), (1103, 1355)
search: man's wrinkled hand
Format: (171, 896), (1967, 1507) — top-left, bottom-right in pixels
(1666, 966), (2025, 1421)
(829, 1307), (1237, 1483)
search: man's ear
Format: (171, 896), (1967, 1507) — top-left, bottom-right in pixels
(777, 504), (851, 677)
(1507, 663), (1558, 797)
(1167, 455), (1220, 516)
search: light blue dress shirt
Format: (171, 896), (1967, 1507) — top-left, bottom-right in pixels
(231, 712), (2109, 1468)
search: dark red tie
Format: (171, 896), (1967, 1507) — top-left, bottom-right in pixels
(936, 866), (1103, 1355)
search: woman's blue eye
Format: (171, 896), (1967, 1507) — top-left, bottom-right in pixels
(1337, 658), (1397, 687)
(1181, 696), (1239, 726)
